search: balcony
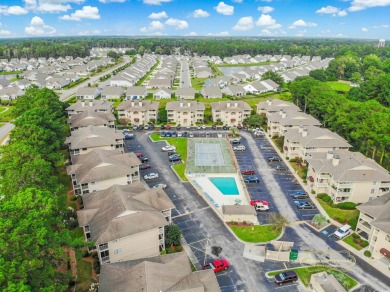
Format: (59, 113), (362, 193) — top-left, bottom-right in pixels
(101, 256), (110, 263)
(357, 222), (371, 234)
(159, 239), (164, 245)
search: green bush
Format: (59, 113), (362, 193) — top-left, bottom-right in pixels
(289, 158), (296, 162)
(360, 240), (369, 248)
(70, 195), (77, 201)
(166, 247), (174, 254)
(175, 246), (183, 252)
(337, 202), (357, 210)
(364, 250), (371, 257)
(311, 190), (316, 195)
(82, 250), (89, 257)
(348, 217), (358, 230)
(322, 195), (332, 203)
(317, 193), (327, 199)
(352, 233), (360, 239)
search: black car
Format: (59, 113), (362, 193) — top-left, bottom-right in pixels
(169, 156), (181, 162)
(165, 132), (172, 137)
(290, 191), (309, 199)
(160, 125), (166, 130)
(171, 131), (177, 137)
(274, 271), (298, 286)
(139, 157), (149, 163)
(176, 126), (181, 130)
(222, 125), (229, 130)
(125, 134), (134, 140)
(138, 125), (144, 130)
(149, 124), (155, 130)
(182, 132), (188, 137)
(268, 156), (281, 162)
(167, 151), (179, 156)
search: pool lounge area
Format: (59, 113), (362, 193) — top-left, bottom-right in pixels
(191, 173), (249, 211)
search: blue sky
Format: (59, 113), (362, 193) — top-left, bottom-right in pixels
(0, 0), (389, 39)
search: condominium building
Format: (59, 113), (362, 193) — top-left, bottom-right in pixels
(117, 100), (159, 125)
(211, 101), (251, 126)
(166, 101), (205, 126)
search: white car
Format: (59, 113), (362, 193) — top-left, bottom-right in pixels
(334, 224), (352, 239)
(162, 145), (176, 152)
(177, 132), (182, 137)
(144, 173), (159, 180)
(233, 145), (246, 151)
(202, 125), (206, 129)
(152, 183), (167, 189)
(186, 125), (191, 129)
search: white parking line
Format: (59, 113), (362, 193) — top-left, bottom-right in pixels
(274, 283), (298, 290)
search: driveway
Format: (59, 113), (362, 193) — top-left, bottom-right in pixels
(180, 60), (191, 88)
(0, 122), (14, 145)
(125, 132), (298, 292)
(59, 55), (132, 102)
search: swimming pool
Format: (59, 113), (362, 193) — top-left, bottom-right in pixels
(209, 177), (239, 195)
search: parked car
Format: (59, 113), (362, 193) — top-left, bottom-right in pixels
(166, 125), (171, 130)
(260, 144), (273, 150)
(254, 201), (269, 211)
(177, 132), (183, 137)
(161, 131), (166, 137)
(139, 157), (149, 163)
(268, 156), (281, 162)
(202, 259), (229, 273)
(149, 124), (155, 130)
(182, 132), (188, 137)
(274, 271), (298, 286)
(244, 176), (259, 183)
(161, 125), (166, 130)
(202, 125), (206, 129)
(241, 169), (255, 175)
(169, 154), (181, 160)
(334, 224), (352, 239)
(206, 132), (210, 138)
(212, 124), (217, 130)
(197, 125), (201, 130)
(133, 125), (138, 130)
(186, 125), (191, 129)
(233, 145), (246, 151)
(290, 191), (308, 199)
(138, 125), (144, 130)
(144, 124), (149, 130)
(144, 173), (159, 180)
(275, 165), (287, 171)
(162, 145), (176, 152)
(122, 129), (131, 134)
(169, 156), (181, 162)
(176, 126), (181, 130)
(294, 201), (316, 209)
(139, 164), (152, 170)
(171, 132), (177, 137)
(222, 125), (229, 130)
(165, 132), (172, 137)
(189, 132), (194, 138)
(125, 134), (134, 140)
(229, 138), (241, 144)
(167, 151), (179, 156)
(152, 183), (167, 190)
(135, 152), (143, 157)
(250, 199), (268, 206)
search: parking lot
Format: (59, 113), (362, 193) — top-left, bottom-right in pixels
(234, 132), (319, 223)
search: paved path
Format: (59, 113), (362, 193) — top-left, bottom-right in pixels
(0, 122), (14, 145)
(59, 55), (132, 102)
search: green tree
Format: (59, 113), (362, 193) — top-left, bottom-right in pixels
(0, 188), (71, 290)
(269, 213), (289, 231)
(261, 70), (284, 87)
(158, 108), (167, 123)
(165, 224), (181, 247)
(309, 69), (328, 82)
(363, 54), (382, 71)
(243, 114), (266, 128)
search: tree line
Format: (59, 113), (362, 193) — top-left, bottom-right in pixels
(289, 77), (389, 167)
(0, 37), (388, 60)
(0, 87), (75, 290)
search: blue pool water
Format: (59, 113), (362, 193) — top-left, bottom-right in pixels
(210, 177), (239, 195)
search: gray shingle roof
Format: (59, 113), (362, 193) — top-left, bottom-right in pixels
(68, 110), (115, 128)
(257, 99), (300, 113)
(77, 182), (173, 245)
(211, 101), (251, 112)
(66, 100), (113, 113)
(66, 149), (141, 184)
(99, 252), (220, 292)
(268, 111), (321, 127)
(116, 100), (159, 111)
(166, 101), (205, 111)
(357, 192), (390, 234)
(65, 126), (123, 150)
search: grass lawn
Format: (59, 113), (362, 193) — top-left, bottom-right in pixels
(150, 133), (188, 181)
(317, 198), (360, 227)
(0, 106), (13, 122)
(343, 235), (363, 251)
(230, 225), (281, 243)
(289, 161), (307, 179)
(137, 60), (160, 86)
(327, 81), (351, 92)
(74, 249), (93, 291)
(0, 70), (22, 75)
(191, 77), (207, 90)
(216, 61), (277, 67)
(268, 266), (358, 289)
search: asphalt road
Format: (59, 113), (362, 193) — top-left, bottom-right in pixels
(0, 122), (14, 145)
(180, 60), (191, 88)
(59, 55), (132, 102)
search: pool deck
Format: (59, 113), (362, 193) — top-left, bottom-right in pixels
(189, 173), (250, 212)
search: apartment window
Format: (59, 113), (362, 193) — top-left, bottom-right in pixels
(91, 182), (96, 185)
(99, 243), (108, 250)
(371, 189), (375, 194)
(82, 148), (87, 151)
(114, 248), (122, 255)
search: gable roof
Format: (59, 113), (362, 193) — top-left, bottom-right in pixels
(211, 101), (251, 112)
(77, 182), (173, 244)
(357, 192), (390, 234)
(117, 100), (159, 112)
(66, 100), (113, 113)
(68, 110), (115, 128)
(65, 126), (123, 150)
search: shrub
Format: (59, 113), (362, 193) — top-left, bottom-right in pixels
(286, 157), (289, 160)
(317, 193), (327, 199)
(312, 214), (327, 228)
(352, 237), (360, 244)
(91, 251), (98, 259)
(175, 246), (183, 252)
(352, 233), (360, 239)
(311, 190), (316, 195)
(165, 224), (182, 247)
(70, 195), (77, 201)
(82, 250), (89, 257)
(322, 195), (332, 203)
(364, 250), (372, 257)
(348, 217), (358, 230)
(289, 158), (296, 163)
(360, 240), (369, 248)
(166, 247), (173, 254)
(337, 202), (357, 210)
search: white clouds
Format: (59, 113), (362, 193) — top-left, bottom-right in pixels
(373, 24), (389, 28)
(288, 19), (317, 29)
(186, 31), (198, 36)
(361, 27), (368, 32)
(191, 9), (210, 18)
(348, 0), (390, 11)
(259, 28), (285, 36)
(23, 0), (84, 13)
(143, 0), (172, 5)
(214, 2), (234, 15)
(99, 0), (126, 3)
(232, 0), (243, 2)
(78, 29), (101, 35)
(0, 29), (12, 36)
(208, 31), (229, 36)
(60, 6), (100, 21)
(25, 16), (56, 35)
(165, 18), (189, 29)
(0, 5), (28, 15)
(148, 11), (168, 19)
(257, 6), (274, 13)
(140, 20), (165, 32)
(316, 5), (347, 16)
(295, 29), (307, 37)
(255, 14), (281, 29)
(233, 16), (254, 31)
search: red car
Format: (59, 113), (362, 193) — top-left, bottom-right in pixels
(241, 169), (255, 175)
(250, 199), (269, 206)
(202, 258), (229, 273)
(166, 124), (171, 130)
(135, 152), (143, 157)
(139, 164), (151, 170)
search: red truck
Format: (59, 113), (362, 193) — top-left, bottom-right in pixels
(202, 258), (229, 273)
